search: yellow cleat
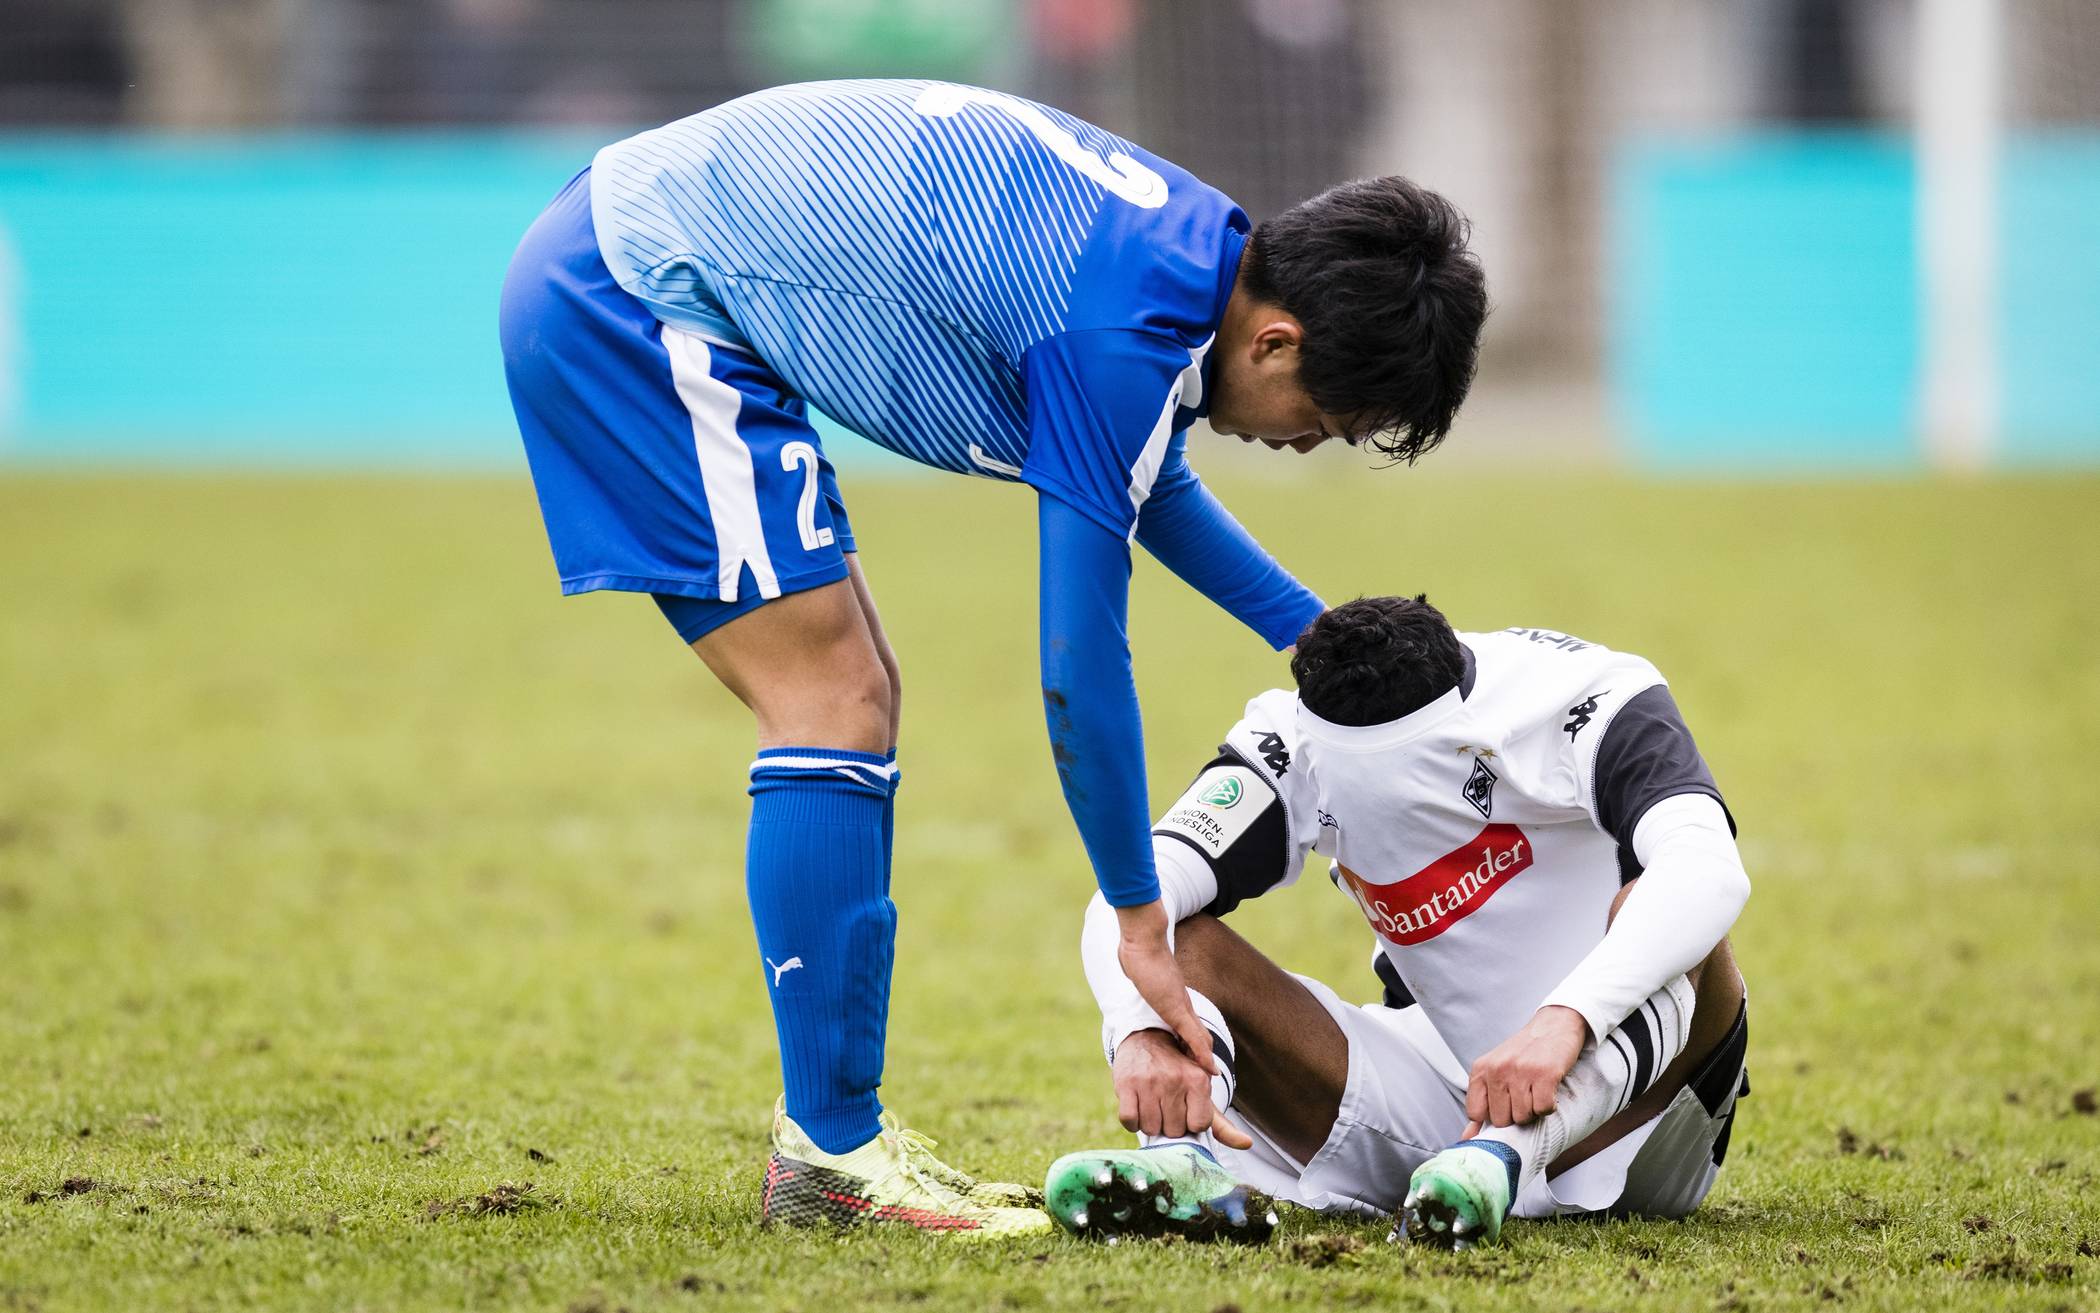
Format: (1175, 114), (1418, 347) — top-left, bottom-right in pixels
(762, 1101), (1051, 1239)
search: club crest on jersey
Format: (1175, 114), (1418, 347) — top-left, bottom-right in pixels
(1462, 757), (1497, 819)
(1336, 825), (1533, 946)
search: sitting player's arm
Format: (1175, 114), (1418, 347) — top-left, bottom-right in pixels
(1078, 719), (1306, 1142)
(1465, 682), (1747, 1131)
(1538, 684), (1750, 1042)
(1132, 436), (1325, 651)
(1078, 732), (1300, 1044)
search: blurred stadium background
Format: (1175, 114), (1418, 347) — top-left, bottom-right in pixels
(2, 0), (2096, 472)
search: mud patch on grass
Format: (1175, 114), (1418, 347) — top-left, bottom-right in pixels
(1968, 1246), (2076, 1283)
(1834, 1126), (1903, 1160)
(424, 1182), (558, 1220)
(22, 1178), (103, 1204)
(1282, 1234), (1363, 1267)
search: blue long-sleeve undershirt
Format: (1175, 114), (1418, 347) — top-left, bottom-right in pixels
(1037, 465), (1324, 909)
(1038, 491), (1157, 907)
(1134, 438), (1325, 651)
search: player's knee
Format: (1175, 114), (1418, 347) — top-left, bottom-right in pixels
(817, 655), (893, 731)
(749, 636), (891, 750)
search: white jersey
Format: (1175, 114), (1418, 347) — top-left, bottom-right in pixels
(1149, 627), (1730, 1069)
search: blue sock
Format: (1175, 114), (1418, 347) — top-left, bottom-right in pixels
(747, 746), (897, 1155)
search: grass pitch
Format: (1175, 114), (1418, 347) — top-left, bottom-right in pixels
(2, 468), (2097, 1312)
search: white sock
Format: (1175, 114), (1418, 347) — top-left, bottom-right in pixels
(1472, 974), (1696, 1199)
(1132, 989), (1236, 1153)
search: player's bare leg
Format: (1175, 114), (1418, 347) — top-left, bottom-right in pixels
(1043, 915), (1336, 1242)
(1168, 914), (1352, 1162)
(691, 575), (892, 753)
(693, 575), (1046, 1235)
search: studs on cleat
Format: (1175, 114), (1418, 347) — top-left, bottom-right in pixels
(1094, 1168), (1114, 1188)
(1130, 1175), (1147, 1192)
(1072, 1209), (1088, 1229)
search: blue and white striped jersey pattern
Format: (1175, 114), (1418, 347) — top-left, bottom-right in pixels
(590, 79), (1249, 537)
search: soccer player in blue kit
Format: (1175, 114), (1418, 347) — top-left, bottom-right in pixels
(499, 79), (1488, 1235)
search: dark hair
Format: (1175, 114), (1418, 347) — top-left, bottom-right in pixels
(1291, 595), (1464, 726)
(1243, 178), (1488, 463)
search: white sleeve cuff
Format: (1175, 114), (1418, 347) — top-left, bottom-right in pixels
(1081, 837), (1221, 1059)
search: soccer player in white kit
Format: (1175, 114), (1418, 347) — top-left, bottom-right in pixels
(1046, 595), (1750, 1247)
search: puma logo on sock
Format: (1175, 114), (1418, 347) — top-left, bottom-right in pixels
(767, 956), (804, 987)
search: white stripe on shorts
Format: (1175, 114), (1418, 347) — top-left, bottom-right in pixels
(664, 327), (781, 602)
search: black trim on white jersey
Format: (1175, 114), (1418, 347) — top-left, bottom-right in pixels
(1458, 642), (1477, 699)
(1373, 949), (1417, 1010)
(1592, 685), (1735, 882)
(1148, 749), (1292, 918)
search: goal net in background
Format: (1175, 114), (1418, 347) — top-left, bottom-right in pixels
(0, 0), (2093, 469)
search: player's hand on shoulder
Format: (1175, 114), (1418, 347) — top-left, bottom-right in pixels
(1112, 1029), (1254, 1150)
(1462, 1005), (1590, 1137)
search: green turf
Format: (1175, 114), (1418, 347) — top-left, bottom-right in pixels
(2, 469), (2097, 1312)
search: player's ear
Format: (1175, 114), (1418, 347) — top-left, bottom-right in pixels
(1249, 318), (1303, 367)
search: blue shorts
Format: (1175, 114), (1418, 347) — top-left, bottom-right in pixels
(499, 169), (855, 643)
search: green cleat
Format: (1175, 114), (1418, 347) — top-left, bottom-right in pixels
(1396, 1142), (1518, 1250)
(1044, 1143), (1277, 1245)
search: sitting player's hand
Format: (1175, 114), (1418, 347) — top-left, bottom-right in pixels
(1112, 1029), (1255, 1149)
(1462, 1005), (1590, 1137)
(1114, 901), (1221, 1079)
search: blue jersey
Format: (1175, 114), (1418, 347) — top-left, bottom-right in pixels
(551, 81), (1323, 907)
(590, 79), (1241, 539)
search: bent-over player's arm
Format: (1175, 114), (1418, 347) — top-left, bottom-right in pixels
(1079, 693), (1316, 1056)
(1024, 326), (1276, 1066)
(1132, 435), (1325, 651)
(1024, 327), (1230, 911)
(1536, 685), (1750, 1042)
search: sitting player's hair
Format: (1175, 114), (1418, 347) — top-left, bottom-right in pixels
(1243, 178), (1488, 464)
(1291, 595), (1465, 726)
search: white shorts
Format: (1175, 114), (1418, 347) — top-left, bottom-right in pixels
(1210, 973), (1749, 1220)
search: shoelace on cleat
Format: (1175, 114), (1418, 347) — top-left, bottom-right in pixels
(892, 1126), (969, 1188)
(861, 1131), (982, 1215)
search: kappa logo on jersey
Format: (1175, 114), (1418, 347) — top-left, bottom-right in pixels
(1462, 757), (1497, 819)
(1253, 731), (1291, 776)
(1336, 824), (1534, 946)
(1564, 691), (1607, 739)
(1199, 776), (1243, 808)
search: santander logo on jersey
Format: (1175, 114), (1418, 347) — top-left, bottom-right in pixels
(1337, 824), (1533, 946)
